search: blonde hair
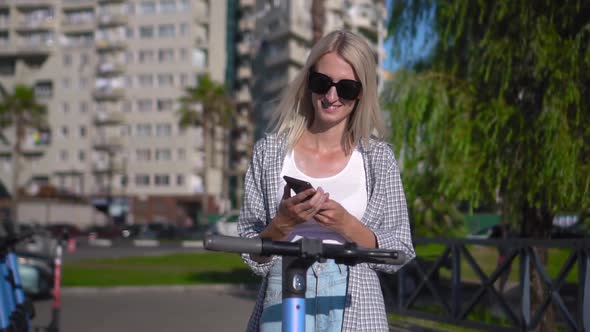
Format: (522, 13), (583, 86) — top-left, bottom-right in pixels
(269, 30), (385, 153)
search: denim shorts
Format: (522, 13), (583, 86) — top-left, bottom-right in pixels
(260, 258), (349, 332)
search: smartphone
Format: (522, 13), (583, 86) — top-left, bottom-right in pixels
(283, 175), (314, 194)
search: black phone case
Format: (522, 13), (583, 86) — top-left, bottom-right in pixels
(283, 175), (313, 194)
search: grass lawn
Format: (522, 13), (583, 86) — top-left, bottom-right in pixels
(63, 252), (261, 287)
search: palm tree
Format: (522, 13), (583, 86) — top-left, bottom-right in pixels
(0, 84), (48, 229)
(177, 74), (234, 224)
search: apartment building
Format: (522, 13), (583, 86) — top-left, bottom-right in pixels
(0, 0), (233, 227)
(232, 0), (387, 139)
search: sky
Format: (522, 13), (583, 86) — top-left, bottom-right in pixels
(383, 0), (435, 72)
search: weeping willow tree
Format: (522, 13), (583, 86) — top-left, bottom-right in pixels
(384, 1), (589, 330)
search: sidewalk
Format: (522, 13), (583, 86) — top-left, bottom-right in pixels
(31, 284), (257, 332)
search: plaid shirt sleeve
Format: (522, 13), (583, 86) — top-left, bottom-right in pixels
(362, 141), (415, 273)
(237, 137), (279, 276)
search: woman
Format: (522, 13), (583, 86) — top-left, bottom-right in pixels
(238, 30), (415, 331)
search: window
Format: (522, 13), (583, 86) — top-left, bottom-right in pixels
(125, 75), (133, 88)
(138, 49), (154, 63)
(62, 78), (70, 88)
(123, 100), (132, 112)
(79, 101), (89, 113)
(139, 26), (154, 38)
(63, 54), (72, 66)
(157, 73), (173, 86)
(125, 51), (133, 63)
(136, 148), (151, 161)
(138, 74), (154, 87)
(139, 1), (156, 15)
(160, 0), (176, 13)
(179, 23), (189, 36)
(177, 148), (186, 160)
(158, 24), (176, 37)
(179, 73), (188, 87)
(155, 148), (171, 160)
(62, 102), (70, 113)
(136, 123), (152, 136)
(155, 123), (172, 136)
(121, 124), (131, 136)
(176, 174), (184, 186)
(79, 126), (86, 137)
(135, 174), (150, 186)
(79, 77), (88, 88)
(156, 99), (174, 111)
(179, 0), (190, 10)
(61, 126), (69, 138)
(179, 48), (188, 60)
(126, 27), (134, 38)
(137, 99), (153, 112)
(158, 48), (174, 62)
(79, 150), (85, 161)
(59, 150), (68, 162)
(80, 53), (89, 66)
(154, 174), (170, 186)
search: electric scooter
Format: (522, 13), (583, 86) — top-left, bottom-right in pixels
(204, 234), (406, 332)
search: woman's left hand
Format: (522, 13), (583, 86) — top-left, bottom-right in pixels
(315, 199), (353, 235)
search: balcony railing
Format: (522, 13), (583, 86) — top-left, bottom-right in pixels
(95, 38), (126, 51)
(96, 61), (125, 75)
(92, 86), (124, 100)
(94, 111), (125, 125)
(92, 136), (122, 151)
(97, 13), (127, 27)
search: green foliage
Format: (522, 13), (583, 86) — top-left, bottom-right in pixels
(177, 74), (234, 129)
(384, 0), (590, 235)
(0, 84), (48, 137)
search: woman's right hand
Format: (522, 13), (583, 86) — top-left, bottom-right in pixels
(271, 185), (329, 239)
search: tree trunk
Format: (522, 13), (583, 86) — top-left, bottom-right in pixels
(10, 116), (23, 231)
(522, 203), (555, 332)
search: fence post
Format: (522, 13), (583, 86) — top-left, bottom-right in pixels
(580, 249), (589, 332)
(451, 243), (461, 319)
(520, 247), (530, 331)
(397, 267), (405, 310)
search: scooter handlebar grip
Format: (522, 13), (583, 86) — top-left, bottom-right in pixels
(203, 235), (262, 255)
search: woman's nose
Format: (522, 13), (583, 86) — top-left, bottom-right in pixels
(324, 86), (339, 102)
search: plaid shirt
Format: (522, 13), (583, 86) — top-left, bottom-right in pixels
(238, 133), (415, 332)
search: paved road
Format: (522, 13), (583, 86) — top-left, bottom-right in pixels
(31, 285), (257, 332)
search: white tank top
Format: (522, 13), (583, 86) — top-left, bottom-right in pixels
(278, 148), (368, 244)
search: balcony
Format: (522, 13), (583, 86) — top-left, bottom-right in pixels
(16, 39), (52, 55)
(93, 86), (124, 100)
(61, 18), (95, 33)
(239, 0), (255, 9)
(96, 61), (125, 75)
(97, 13), (127, 27)
(92, 159), (123, 173)
(15, 17), (55, 32)
(14, 0), (53, 8)
(239, 17), (254, 31)
(95, 38), (126, 51)
(92, 136), (122, 151)
(237, 66), (251, 80)
(62, 0), (94, 10)
(237, 40), (251, 56)
(236, 87), (251, 104)
(94, 111), (125, 125)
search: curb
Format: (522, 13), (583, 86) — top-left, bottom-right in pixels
(61, 284), (258, 295)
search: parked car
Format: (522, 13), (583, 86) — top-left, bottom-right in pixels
(206, 211), (240, 237)
(45, 223), (83, 239)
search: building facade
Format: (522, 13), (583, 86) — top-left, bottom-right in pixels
(0, 0), (232, 227)
(232, 0), (387, 140)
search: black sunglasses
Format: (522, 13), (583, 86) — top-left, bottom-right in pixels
(308, 71), (362, 100)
